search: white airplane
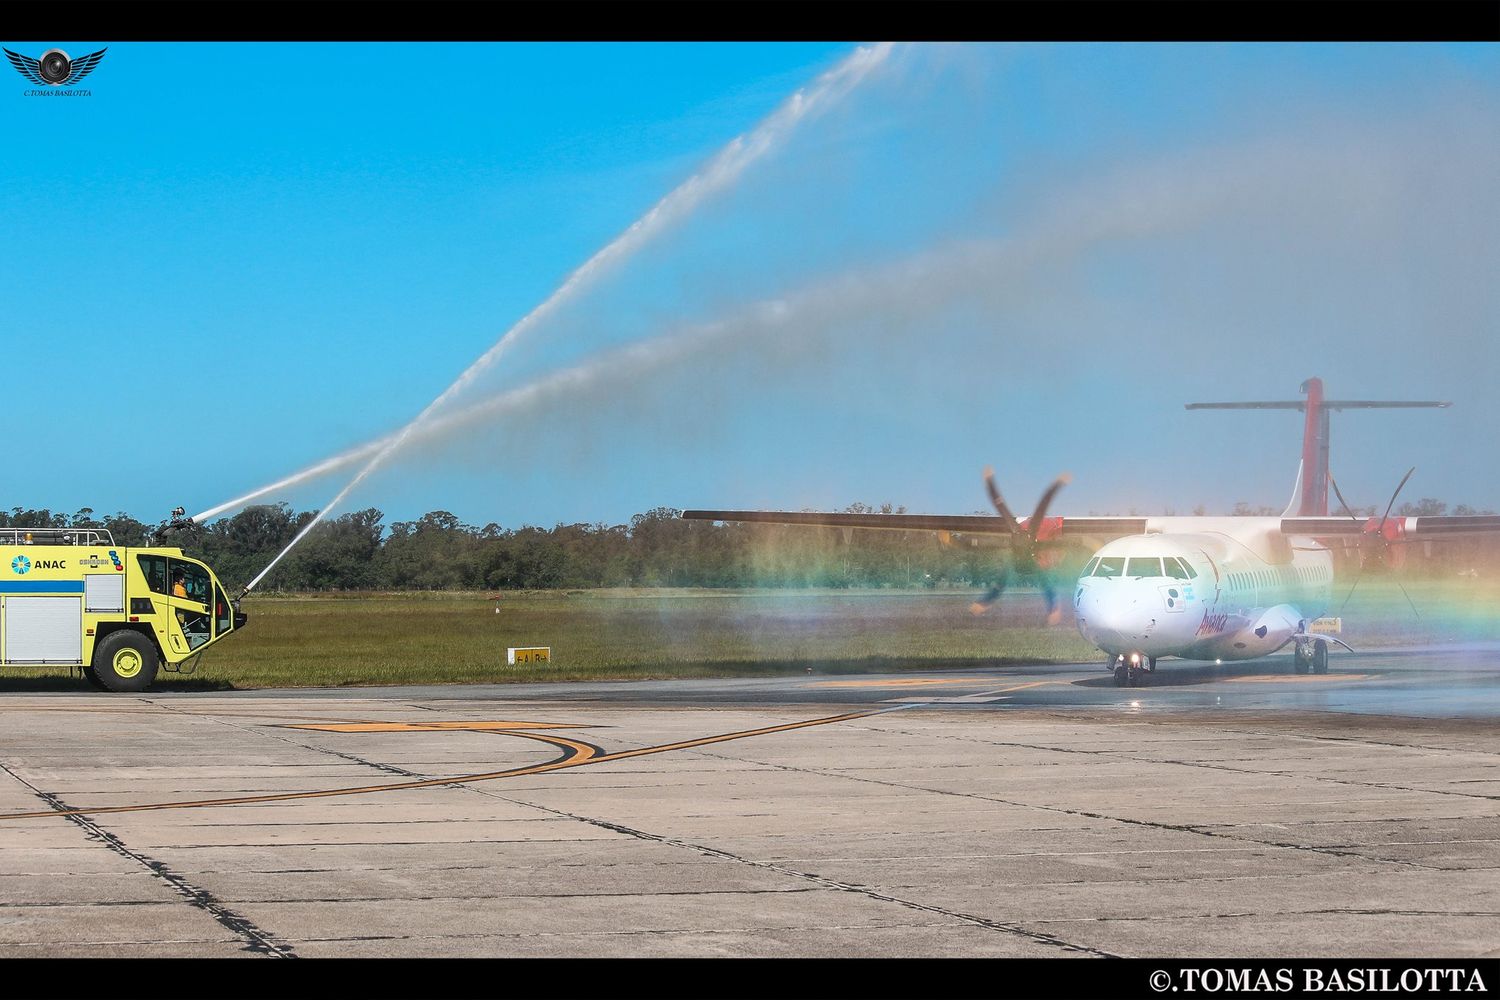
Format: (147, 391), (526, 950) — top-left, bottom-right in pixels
(683, 378), (1500, 686)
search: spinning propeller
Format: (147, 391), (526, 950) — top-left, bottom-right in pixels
(969, 466), (1072, 625)
(1328, 466), (1421, 618)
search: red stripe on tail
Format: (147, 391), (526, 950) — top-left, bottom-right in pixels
(1299, 377), (1328, 516)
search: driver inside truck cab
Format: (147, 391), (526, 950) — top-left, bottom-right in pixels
(172, 569), (187, 598)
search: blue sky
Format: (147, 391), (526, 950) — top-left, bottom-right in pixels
(4, 42), (1498, 530)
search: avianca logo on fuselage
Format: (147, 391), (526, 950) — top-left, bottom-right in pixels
(1196, 612), (1230, 637)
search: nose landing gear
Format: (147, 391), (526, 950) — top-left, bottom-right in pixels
(1111, 653), (1155, 686)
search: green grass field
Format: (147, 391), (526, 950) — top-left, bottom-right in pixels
(5, 580), (1497, 691)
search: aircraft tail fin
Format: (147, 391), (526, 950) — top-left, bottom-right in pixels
(1297, 377), (1328, 516)
(1185, 377), (1450, 517)
(1282, 460), (1306, 519)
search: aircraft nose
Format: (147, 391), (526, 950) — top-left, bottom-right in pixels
(1089, 595), (1139, 635)
(1084, 579), (1183, 647)
(1078, 587), (1143, 645)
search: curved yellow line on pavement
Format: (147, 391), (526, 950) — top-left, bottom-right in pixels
(0, 709), (878, 822)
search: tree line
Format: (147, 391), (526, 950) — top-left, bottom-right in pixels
(2, 499), (1496, 593)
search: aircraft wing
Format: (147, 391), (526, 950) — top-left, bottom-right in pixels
(1281, 515), (1500, 538)
(680, 509), (1148, 539)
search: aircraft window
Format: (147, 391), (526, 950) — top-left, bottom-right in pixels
(1164, 557), (1190, 580)
(1126, 557), (1162, 578)
(1083, 557), (1100, 577)
(1094, 557), (1124, 578)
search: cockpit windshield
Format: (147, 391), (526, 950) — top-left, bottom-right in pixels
(1091, 555), (1197, 579)
(1093, 557), (1125, 578)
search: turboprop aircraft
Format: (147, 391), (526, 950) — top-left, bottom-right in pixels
(682, 378), (1500, 686)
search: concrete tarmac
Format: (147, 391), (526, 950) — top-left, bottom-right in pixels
(0, 646), (1497, 958)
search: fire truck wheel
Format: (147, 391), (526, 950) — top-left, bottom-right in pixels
(82, 666), (108, 690)
(92, 631), (159, 693)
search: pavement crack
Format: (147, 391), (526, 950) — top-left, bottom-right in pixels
(689, 745), (1442, 873)
(1206, 725), (1500, 760)
(16, 707), (1109, 956)
(852, 721), (1500, 802)
(457, 785), (1116, 958)
(0, 759), (297, 959)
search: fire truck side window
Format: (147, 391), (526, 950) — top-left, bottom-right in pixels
(167, 560), (213, 650)
(169, 560), (211, 605)
(138, 555), (169, 595)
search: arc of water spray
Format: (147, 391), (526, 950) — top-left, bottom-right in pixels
(208, 118), (1387, 534)
(238, 42), (895, 595)
(197, 318), (740, 525)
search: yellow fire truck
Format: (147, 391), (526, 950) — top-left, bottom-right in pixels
(1, 527), (245, 691)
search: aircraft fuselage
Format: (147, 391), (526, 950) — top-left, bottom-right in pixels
(1073, 518), (1334, 663)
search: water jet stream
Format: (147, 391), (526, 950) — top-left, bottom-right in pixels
(236, 43), (895, 595)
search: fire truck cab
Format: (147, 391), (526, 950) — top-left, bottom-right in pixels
(1, 527), (245, 692)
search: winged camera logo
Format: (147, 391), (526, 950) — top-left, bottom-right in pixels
(5, 46), (106, 96)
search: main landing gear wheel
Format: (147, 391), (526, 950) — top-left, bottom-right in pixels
(1293, 642), (1311, 675)
(1113, 661), (1130, 687)
(1312, 639), (1329, 675)
(90, 631), (159, 693)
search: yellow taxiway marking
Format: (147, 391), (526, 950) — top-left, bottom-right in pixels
(984, 681), (1062, 694)
(1223, 674), (1369, 684)
(0, 709), (882, 822)
(284, 720), (588, 733)
(882, 680), (1068, 703)
(810, 677), (993, 689)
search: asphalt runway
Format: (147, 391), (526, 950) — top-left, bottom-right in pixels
(0, 645), (1497, 958)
